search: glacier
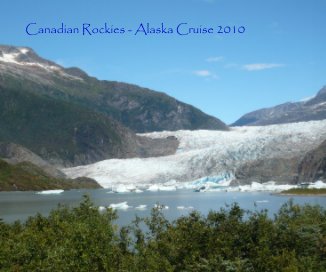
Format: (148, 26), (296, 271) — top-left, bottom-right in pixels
(63, 120), (326, 192)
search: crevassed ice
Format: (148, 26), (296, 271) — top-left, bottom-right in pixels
(63, 120), (326, 192)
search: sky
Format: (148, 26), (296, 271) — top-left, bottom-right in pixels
(0, 0), (325, 124)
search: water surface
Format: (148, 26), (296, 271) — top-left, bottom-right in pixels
(1, 189), (325, 225)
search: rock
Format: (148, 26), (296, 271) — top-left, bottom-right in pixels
(298, 140), (326, 182)
(233, 139), (326, 185)
(233, 157), (300, 185)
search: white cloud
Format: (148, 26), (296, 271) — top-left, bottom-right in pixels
(206, 56), (224, 62)
(242, 63), (284, 71)
(193, 70), (218, 79)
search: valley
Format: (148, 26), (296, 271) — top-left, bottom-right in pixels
(0, 45), (325, 192)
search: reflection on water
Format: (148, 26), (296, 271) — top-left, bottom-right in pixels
(0, 189), (325, 225)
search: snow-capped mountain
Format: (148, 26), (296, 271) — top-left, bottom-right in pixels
(63, 120), (326, 189)
(232, 87), (326, 126)
(0, 45), (227, 133)
(0, 45), (82, 82)
(0, 45), (226, 167)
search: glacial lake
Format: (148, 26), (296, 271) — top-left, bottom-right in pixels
(1, 189), (326, 226)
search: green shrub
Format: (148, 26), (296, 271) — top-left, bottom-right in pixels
(0, 197), (325, 271)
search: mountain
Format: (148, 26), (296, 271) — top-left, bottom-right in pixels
(0, 158), (101, 191)
(1, 44), (231, 166)
(0, 45), (227, 132)
(232, 87), (326, 126)
(0, 83), (179, 167)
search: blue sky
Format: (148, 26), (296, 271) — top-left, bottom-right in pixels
(1, 0), (325, 124)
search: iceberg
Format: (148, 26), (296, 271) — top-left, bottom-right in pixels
(158, 185), (177, 191)
(308, 180), (326, 189)
(177, 206), (194, 210)
(147, 184), (160, 192)
(154, 204), (169, 210)
(135, 204), (147, 211)
(112, 185), (131, 193)
(112, 184), (141, 193)
(231, 182), (296, 192)
(106, 184), (144, 193)
(109, 201), (132, 210)
(191, 174), (234, 192)
(195, 181), (299, 193)
(147, 184), (176, 192)
(36, 189), (64, 195)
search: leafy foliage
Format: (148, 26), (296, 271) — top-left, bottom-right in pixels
(0, 197), (325, 271)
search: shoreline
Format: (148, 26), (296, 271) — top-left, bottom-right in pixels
(276, 193), (326, 197)
(276, 187), (326, 196)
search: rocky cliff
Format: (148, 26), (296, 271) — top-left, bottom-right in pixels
(298, 140), (326, 182)
(233, 139), (326, 184)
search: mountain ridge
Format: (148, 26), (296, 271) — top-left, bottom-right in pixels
(0, 45), (228, 133)
(232, 86), (326, 126)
